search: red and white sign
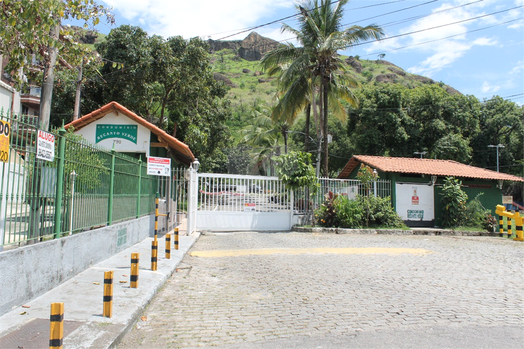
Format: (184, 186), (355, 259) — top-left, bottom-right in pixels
(147, 156), (171, 176)
(36, 130), (55, 162)
(244, 203), (256, 212)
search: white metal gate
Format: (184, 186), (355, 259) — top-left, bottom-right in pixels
(191, 173), (293, 231)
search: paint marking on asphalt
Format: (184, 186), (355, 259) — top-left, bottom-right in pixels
(190, 247), (433, 257)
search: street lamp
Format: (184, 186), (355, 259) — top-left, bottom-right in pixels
(414, 151), (427, 159)
(488, 144), (504, 172)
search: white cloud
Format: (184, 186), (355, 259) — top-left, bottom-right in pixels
(481, 81), (500, 93)
(101, 0), (295, 40)
(510, 60), (523, 74)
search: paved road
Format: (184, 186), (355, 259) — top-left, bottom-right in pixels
(118, 232), (524, 348)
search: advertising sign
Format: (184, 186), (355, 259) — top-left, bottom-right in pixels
(147, 156), (171, 176)
(0, 120), (10, 163)
(395, 183), (434, 221)
(36, 130), (55, 162)
(502, 196), (513, 204)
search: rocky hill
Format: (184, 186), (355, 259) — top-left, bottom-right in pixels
(209, 32), (461, 110)
(208, 32), (279, 61)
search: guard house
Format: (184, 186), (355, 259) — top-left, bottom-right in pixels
(64, 101), (194, 166)
(338, 155), (524, 227)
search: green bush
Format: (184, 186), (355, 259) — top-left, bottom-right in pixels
(440, 177), (468, 227)
(315, 193), (404, 229)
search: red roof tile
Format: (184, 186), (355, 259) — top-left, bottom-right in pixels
(64, 101), (195, 166)
(338, 155), (524, 182)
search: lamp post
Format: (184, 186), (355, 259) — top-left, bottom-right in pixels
(414, 151), (427, 159)
(488, 144), (504, 172)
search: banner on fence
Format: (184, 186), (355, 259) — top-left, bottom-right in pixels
(0, 120), (10, 163)
(147, 156), (171, 176)
(36, 130), (55, 162)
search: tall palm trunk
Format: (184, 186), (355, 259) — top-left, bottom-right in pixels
(304, 103), (311, 152)
(322, 82), (329, 177)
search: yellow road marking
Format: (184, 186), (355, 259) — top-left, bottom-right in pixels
(190, 247), (432, 257)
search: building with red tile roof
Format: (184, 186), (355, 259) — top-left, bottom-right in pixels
(65, 101), (195, 166)
(337, 155), (523, 227)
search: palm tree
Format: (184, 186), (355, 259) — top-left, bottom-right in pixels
(261, 0), (384, 176)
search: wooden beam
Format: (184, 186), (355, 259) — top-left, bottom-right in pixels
(151, 142), (168, 147)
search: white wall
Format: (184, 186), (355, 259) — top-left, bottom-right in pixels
(0, 81), (18, 116)
(75, 111), (151, 156)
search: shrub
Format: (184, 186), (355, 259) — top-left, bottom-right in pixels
(315, 193), (404, 229)
(440, 177), (468, 227)
(358, 195), (404, 228)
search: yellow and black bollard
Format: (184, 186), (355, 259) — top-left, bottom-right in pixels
(49, 302), (64, 349)
(498, 214), (504, 237)
(103, 271), (113, 318)
(514, 212), (523, 242)
(151, 239), (158, 271)
(130, 253), (139, 288)
(175, 227), (179, 251)
(165, 234), (171, 259)
(507, 216), (513, 238)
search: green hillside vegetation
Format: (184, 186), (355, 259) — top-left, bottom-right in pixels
(210, 49), (460, 141)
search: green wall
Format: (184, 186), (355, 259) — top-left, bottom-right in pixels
(347, 167), (502, 227)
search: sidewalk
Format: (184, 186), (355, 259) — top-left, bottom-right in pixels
(0, 223), (199, 349)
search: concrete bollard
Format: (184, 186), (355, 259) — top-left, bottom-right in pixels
(165, 234), (171, 259)
(130, 253), (139, 288)
(103, 271), (113, 318)
(151, 240), (158, 271)
(498, 215), (504, 237)
(514, 212), (523, 242)
(49, 302), (64, 349)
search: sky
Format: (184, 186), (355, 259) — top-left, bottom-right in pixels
(88, 0), (524, 104)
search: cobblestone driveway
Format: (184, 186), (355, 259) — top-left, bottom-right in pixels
(118, 232), (524, 348)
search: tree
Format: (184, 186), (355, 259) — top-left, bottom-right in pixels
(80, 26), (232, 171)
(0, 0), (113, 130)
(261, 0), (383, 176)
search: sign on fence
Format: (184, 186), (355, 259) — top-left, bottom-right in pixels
(147, 156), (171, 176)
(36, 130), (55, 162)
(502, 196), (513, 204)
(0, 120), (10, 163)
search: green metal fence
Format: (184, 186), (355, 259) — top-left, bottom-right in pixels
(0, 112), (159, 249)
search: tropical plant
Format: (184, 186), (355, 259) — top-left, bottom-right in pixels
(440, 177), (468, 227)
(273, 151), (317, 191)
(262, 0), (384, 176)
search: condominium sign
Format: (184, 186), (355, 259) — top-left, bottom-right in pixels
(0, 120), (9, 162)
(36, 130), (55, 162)
(95, 124), (138, 144)
(147, 156), (171, 176)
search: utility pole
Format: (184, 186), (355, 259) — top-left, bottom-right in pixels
(73, 59), (83, 120)
(488, 144), (505, 172)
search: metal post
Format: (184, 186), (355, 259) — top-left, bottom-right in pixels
(103, 271), (113, 318)
(107, 149), (115, 225)
(49, 302), (64, 349)
(53, 126), (66, 239)
(174, 227), (179, 250)
(68, 171), (77, 235)
(136, 159), (142, 218)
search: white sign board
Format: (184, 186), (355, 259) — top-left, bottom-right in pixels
(147, 156), (171, 176)
(395, 183), (434, 221)
(502, 196), (513, 204)
(36, 130), (55, 162)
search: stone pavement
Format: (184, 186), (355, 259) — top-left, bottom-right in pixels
(0, 222), (199, 349)
(118, 232), (524, 348)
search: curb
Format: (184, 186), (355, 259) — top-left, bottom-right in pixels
(292, 226), (496, 237)
(108, 231), (200, 349)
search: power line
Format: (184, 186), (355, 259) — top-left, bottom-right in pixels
(214, 0), (408, 40)
(349, 4), (524, 49)
(343, 0), (440, 26)
(361, 17), (523, 57)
